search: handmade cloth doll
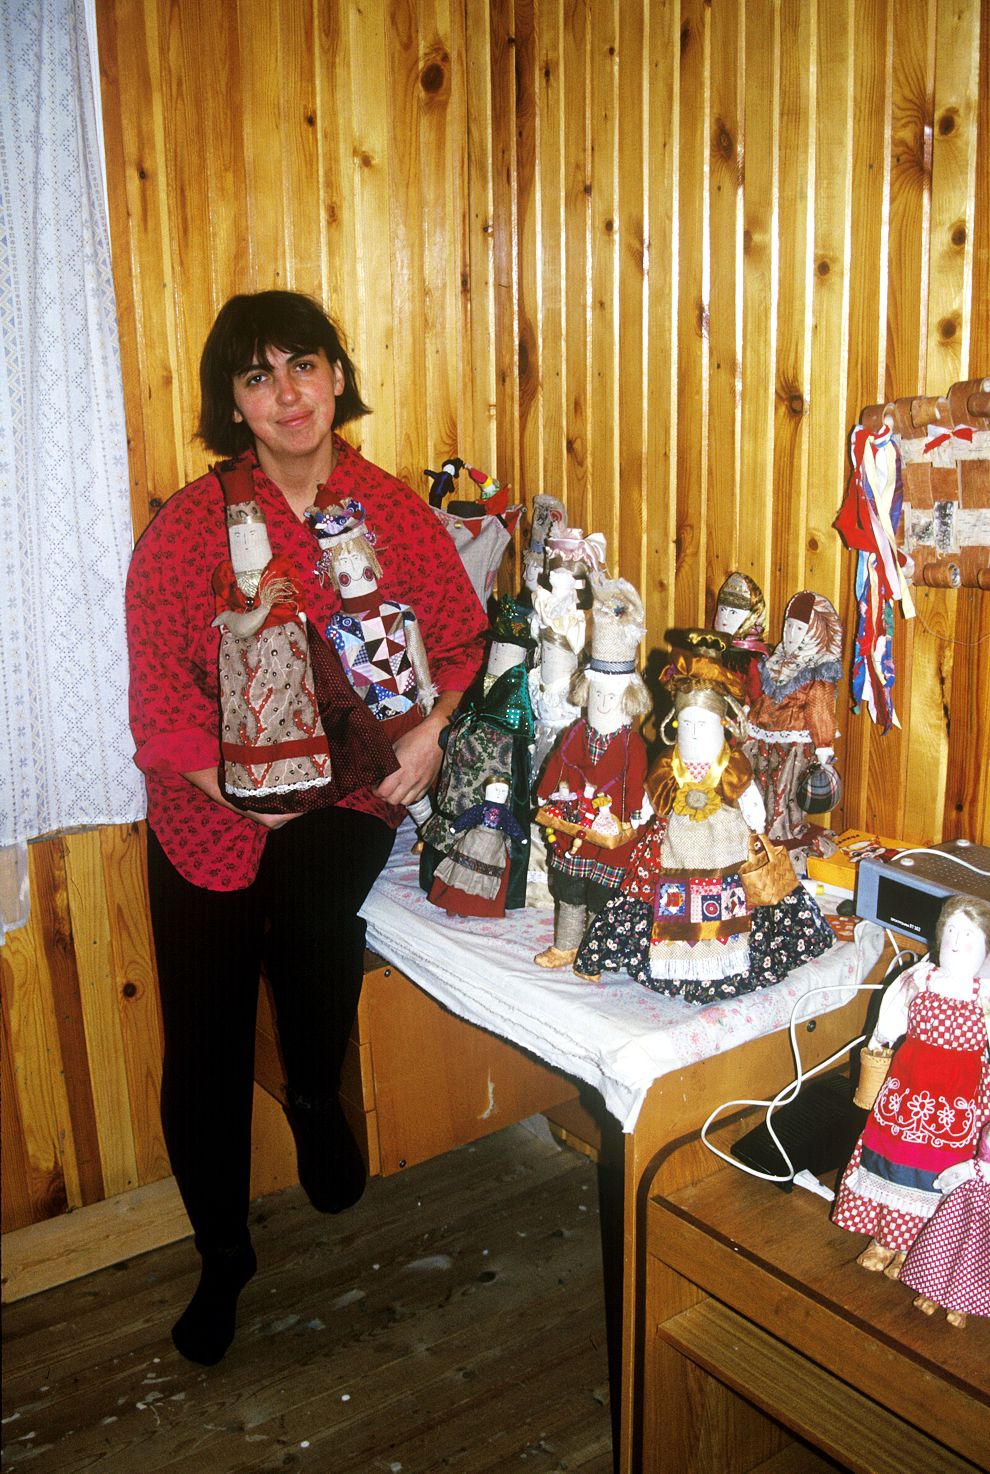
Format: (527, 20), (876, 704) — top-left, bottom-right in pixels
(528, 493), (567, 557)
(712, 571), (770, 709)
(533, 580), (650, 969)
(541, 528), (607, 611)
(900, 1120), (990, 1327)
(744, 590), (843, 841)
(308, 497), (435, 828)
(425, 461), (524, 610)
(831, 895), (990, 1280)
(575, 637), (774, 1000)
(211, 458), (397, 809)
(529, 567), (587, 781)
(428, 778), (527, 917)
(419, 597), (535, 910)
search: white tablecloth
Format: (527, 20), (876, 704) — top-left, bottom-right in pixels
(361, 823), (884, 1132)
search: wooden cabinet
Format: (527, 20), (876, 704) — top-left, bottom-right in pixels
(642, 1112), (989, 1473)
(257, 953), (582, 1180)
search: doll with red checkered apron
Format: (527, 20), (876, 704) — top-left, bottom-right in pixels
(831, 895), (990, 1281)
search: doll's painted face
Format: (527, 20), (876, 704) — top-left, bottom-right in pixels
(529, 497), (565, 552)
(676, 704), (723, 764)
(522, 550), (544, 594)
(782, 615), (810, 655)
(333, 545), (378, 593)
(939, 912), (989, 980)
(714, 602), (748, 636)
(586, 671), (629, 735)
(485, 779), (510, 804)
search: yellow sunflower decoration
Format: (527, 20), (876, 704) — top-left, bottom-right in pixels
(670, 745), (730, 823)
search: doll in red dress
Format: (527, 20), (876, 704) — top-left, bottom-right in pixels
(534, 579), (650, 968)
(831, 894), (990, 1279)
(900, 1119), (990, 1327)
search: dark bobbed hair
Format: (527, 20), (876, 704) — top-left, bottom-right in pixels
(197, 290), (370, 457)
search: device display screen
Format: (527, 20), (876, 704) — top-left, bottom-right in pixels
(875, 876), (944, 945)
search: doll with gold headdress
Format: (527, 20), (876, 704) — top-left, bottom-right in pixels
(576, 634), (835, 997)
(712, 571), (770, 708)
(576, 638), (766, 998)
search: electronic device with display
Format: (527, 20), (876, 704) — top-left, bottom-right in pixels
(854, 839), (990, 945)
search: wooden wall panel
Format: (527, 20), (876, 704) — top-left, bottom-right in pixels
(3, 0), (988, 1238)
(1, 828), (168, 1235)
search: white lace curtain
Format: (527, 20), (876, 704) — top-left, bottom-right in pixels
(0, 0), (145, 935)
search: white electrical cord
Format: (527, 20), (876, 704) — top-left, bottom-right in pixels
(892, 845), (990, 878)
(699, 930), (922, 1189)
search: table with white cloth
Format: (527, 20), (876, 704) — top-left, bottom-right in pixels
(359, 823), (885, 1472)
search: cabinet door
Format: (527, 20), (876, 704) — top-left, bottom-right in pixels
(362, 962), (580, 1175)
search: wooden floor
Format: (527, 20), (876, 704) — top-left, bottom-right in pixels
(2, 1122), (612, 1473)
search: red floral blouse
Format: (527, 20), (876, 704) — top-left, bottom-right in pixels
(126, 436), (487, 890)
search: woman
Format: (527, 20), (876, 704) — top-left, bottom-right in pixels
(126, 291), (486, 1364)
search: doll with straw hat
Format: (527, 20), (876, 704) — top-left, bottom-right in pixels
(533, 579), (650, 968)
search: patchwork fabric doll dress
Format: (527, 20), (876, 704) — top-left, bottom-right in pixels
(419, 597), (535, 910)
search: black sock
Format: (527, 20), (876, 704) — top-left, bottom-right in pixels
(288, 1095), (367, 1215)
(171, 1241), (257, 1365)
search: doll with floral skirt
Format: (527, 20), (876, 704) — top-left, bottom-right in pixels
(534, 580), (650, 969)
(900, 1119), (990, 1327)
(744, 591), (843, 841)
(831, 894), (990, 1280)
(575, 637), (766, 997)
(428, 777), (527, 917)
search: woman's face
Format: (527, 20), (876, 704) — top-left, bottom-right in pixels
(231, 346), (343, 468)
(939, 912), (988, 978)
(676, 704), (723, 763)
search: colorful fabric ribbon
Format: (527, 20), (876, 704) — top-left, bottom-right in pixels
(835, 424), (915, 734)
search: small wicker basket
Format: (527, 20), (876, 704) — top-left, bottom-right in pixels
(853, 1046), (894, 1110)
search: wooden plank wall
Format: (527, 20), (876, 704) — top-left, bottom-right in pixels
(2, 0), (987, 1238)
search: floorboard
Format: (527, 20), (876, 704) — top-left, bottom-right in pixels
(2, 1122), (612, 1473)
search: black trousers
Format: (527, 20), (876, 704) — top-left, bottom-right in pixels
(146, 807), (395, 1255)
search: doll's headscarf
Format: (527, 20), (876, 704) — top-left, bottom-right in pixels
(714, 571), (767, 643)
(308, 498), (382, 585)
(762, 590), (843, 689)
